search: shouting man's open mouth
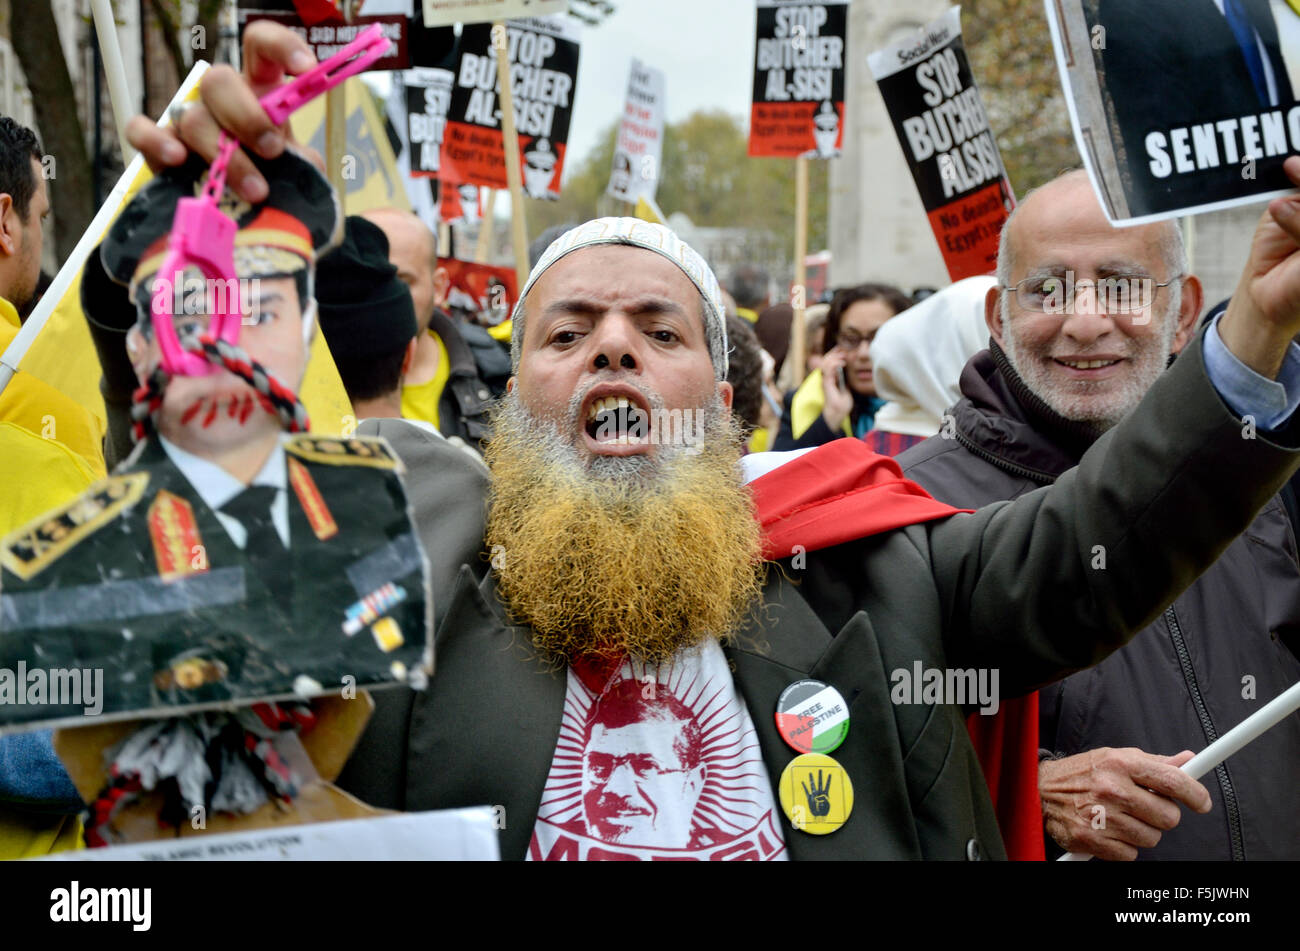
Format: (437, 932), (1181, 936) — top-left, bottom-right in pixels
(579, 383), (654, 456)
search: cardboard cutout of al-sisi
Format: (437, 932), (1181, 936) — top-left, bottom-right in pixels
(0, 152), (432, 735)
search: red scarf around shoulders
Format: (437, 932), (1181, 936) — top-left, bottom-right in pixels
(749, 439), (1045, 861)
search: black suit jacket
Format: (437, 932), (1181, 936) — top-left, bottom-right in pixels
(1096, 0), (1295, 216)
(338, 334), (1300, 860)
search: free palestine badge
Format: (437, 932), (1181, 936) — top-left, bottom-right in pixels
(775, 679), (849, 754)
(779, 753), (854, 835)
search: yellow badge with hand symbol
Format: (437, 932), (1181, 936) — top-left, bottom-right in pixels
(779, 753), (854, 835)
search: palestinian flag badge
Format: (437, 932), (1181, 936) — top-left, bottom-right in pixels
(776, 679), (849, 755)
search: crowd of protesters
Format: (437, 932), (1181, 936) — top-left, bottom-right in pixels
(2, 18), (1300, 864)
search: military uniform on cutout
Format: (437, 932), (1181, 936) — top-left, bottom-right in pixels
(0, 433), (429, 727)
(0, 148), (431, 730)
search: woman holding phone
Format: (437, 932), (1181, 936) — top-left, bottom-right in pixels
(773, 283), (911, 451)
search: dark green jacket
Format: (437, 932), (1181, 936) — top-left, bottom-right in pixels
(338, 333), (1300, 859)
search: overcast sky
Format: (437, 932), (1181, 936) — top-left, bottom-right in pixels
(562, 0), (756, 176)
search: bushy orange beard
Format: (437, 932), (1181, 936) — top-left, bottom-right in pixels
(484, 392), (765, 666)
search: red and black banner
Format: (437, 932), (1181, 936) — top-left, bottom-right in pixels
(439, 17), (580, 200)
(405, 67), (456, 178)
(439, 257), (518, 324)
(868, 6), (1015, 281)
(748, 0), (849, 159)
(238, 1), (412, 70)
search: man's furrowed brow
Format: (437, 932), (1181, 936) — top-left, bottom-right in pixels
(1095, 261), (1156, 277)
(628, 298), (690, 319)
(1023, 261), (1152, 278)
(542, 297), (604, 320)
(541, 296), (690, 319)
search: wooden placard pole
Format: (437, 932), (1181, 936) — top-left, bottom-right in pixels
(493, 20), (530, 291)
(790, 156), (809, 381)
(475, 188), (499, 262)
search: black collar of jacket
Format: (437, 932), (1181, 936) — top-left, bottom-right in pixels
(418, 564), (895, 860)
(949, 341), (1116, 483)
(426, 308), (482, 382)
(426, 308), (496, 443)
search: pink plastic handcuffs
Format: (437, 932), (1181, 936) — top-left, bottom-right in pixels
(152, 23), (391, 376)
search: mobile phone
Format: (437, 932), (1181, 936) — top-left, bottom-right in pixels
(836, 366), (847, 392)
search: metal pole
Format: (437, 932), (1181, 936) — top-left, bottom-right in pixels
(2, 42), (14, 117)
(475, 188), (498, 263)
(326, 86), (348, 201)
(92, 22), (104, 210)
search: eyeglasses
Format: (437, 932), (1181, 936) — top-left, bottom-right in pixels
(1006, 273), (1184, 314)
(587, 752), (684, 783)
(836, 331), (873, 351)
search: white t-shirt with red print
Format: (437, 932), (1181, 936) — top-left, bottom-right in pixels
(527, 641), (788, 861)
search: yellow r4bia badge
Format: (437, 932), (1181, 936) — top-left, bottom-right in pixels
(779, 753), (854, 835)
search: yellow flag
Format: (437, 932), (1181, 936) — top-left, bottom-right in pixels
(289, 78), (412, 215)
(0, 422), (97, 535)
(634, 195), (667, 225)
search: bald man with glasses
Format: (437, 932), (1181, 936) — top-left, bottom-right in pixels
(899, 169), (1300, 861)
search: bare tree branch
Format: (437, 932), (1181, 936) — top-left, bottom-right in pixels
(8, 0), (94, 263)
(146, 0), (188, 79)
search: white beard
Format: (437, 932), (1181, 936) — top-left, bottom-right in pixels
(1000, 295), (1179, 430)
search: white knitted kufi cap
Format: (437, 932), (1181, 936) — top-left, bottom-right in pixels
(509, 217), (729, 379)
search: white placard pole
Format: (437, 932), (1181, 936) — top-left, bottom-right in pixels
(1059, 680), (1300, 861)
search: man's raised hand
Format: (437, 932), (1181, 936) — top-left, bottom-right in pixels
(1220, 155), (1300, 379)
(125, 21), (321, 203)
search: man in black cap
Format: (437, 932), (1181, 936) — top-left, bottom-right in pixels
(316, 215), (490, 630)
(316, 215), (420, 422)
(361, 207), (496, 452)
(0, 149), (431, 725)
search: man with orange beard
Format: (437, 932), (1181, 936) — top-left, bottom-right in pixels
(131, 23), (1300, 860)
